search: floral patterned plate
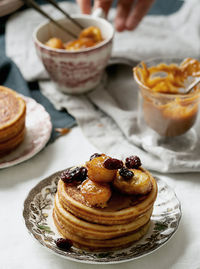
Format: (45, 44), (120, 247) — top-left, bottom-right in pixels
(23, 171), (181, 264)
(0, 96), (52, 169)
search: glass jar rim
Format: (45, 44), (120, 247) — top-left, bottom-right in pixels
(133, 58), (200, 99)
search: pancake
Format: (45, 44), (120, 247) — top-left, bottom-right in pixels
(54, 192), (153, 240)
(0, 86), (26, 156)
(0, 127), (25, 156)
(53, 163), (157, 251)
(56, 168), (157, 225)
(53, 209), (151, 251)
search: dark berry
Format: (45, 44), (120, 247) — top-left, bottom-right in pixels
(104, 158), (123, 170)
(89, 153), (102, 160)
(55, 238), (73, 250)
(125, 156), (141, 169)
(119, 167), (134, 180)
(60, 166), (87, 183)
(79, 166), (87, 179)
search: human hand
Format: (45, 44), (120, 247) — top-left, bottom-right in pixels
(76, 0), (155, 31)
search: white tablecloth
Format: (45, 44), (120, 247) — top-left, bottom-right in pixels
(2, 0), (200, 266)
(1, 126), (200, 269)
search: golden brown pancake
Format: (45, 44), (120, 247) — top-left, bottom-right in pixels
(56, 168), (157, 225)
(53, 209), (151, 251)
(53, 167), (157, 251)
(0, 86), (26, 156)
(54, 192), (153, 239)
(0, 127), (25, 156)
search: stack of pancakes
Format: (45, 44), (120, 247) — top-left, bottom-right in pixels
(0, 86), (26, 157)
(53, 168), (157, 251)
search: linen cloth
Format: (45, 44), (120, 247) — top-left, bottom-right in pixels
(5, 0), (200, 173)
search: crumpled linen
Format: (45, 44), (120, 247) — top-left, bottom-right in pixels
(5, 0), (200, 173)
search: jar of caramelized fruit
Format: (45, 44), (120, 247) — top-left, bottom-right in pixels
(134, 58), (200, 137)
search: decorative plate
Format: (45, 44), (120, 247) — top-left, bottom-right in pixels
(0, 96), (52, 169)
(23, 172), (181, 264)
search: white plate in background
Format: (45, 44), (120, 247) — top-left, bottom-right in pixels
(0, 96), (52, 168)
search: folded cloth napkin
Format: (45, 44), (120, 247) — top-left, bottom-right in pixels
(5, 0), (200, 173)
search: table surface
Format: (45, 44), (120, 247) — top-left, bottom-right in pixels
(1, 126), (200, 269)
(1, 1), (200, 268)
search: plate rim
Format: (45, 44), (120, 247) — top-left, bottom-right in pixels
(23, 171), (182, 264)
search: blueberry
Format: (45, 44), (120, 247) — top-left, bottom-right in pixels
(119, 167), (134, 180)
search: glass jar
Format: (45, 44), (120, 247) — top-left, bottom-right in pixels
(134, 58), (200, 138)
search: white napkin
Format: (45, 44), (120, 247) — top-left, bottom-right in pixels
(38, 62), (200, 173)
(5, 0), (200, 173)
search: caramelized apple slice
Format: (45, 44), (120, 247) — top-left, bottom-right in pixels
(45, 37), (64, 49)
(113, 169), (152, 195)
(65, 37), (96, 51)
(79, 26), (103, 43)
(80, 179), (111, 208)
(86, 155), (117, 183)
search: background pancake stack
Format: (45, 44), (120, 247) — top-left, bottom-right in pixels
(53, 168), (157, 251)
(0, 86), (26, 157)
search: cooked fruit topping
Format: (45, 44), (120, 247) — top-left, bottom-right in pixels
(103, 158), (123, 170)
(113, 169), (152, 195)
(60, 167), (87, 183)
(45, 37), (64, 49)
(125, 156), (142, 169)
(55, 238), (73, 250)
(86, 155), (117, 183)
(119, 167), (134, 180)
(89, 153), (103, 160)
(80, 179), (111, 208)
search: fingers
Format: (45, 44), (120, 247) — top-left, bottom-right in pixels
(76, 0), (92, 14)
(115, 0), (136, 31)
(93, 0), (113, 16)
(125, 0), (155, 30)
(77, 0), (154, 31)
(77, 0), (113, 17)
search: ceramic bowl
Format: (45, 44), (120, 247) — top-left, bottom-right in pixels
(33, 14), (114, 94)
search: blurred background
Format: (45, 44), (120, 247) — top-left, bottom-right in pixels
(32, 0), (184, 15)
(0, 0), (184, 19)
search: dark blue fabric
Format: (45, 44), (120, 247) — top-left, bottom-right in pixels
(149, 0), (183, 15)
